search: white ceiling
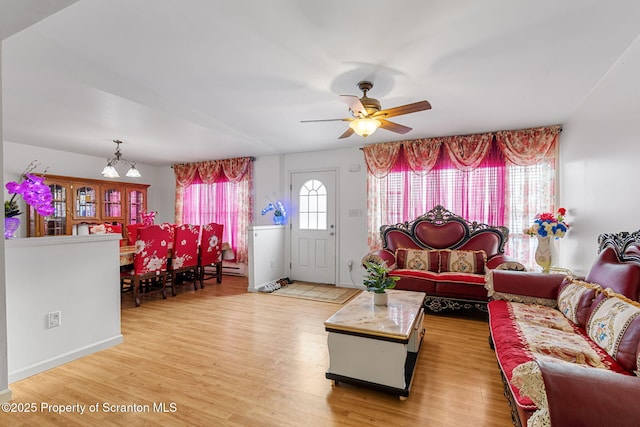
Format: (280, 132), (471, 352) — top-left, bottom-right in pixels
(2, 0), (640, 166)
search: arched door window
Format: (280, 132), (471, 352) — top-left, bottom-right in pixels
(299, 179), (327, 230)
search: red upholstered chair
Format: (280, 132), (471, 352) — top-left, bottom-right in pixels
(159, 222), (175, 241)
(121, 224), (171, 307)
(126, 223), (144, 246)
(168, 224), (200, 295)
(104, 223), (124, 246)
(199, 223), (224, 288)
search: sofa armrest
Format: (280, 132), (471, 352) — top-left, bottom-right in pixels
(486, 270), (565, 304)
(486, 254), (526, 271)
(361, 249), (396, 269)
(538, 359), (640, 427)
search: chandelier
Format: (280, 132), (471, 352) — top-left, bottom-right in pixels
(101, 140), (141, 178)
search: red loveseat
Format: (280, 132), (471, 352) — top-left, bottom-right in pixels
(487, 230), (640, 427)
(363, 205), (524, 312)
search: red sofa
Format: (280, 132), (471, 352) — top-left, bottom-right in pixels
(364, 205), (524, 312)
(487, 230), (640, 427)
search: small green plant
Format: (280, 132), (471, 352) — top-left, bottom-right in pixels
(363, 261), (399, 293)
(5, 199), (21, 218)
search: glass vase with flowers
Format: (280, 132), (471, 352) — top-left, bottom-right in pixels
(525, 208), (569, 272)
(4, 161), (55, 239)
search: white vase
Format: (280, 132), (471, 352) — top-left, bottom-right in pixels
(535, 235), (558, 273)
(373, 292), (388, 306)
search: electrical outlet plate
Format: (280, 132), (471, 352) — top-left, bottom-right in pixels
(48, 311), (61, 328)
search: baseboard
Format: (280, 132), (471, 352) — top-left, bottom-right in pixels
(0, 387), (12, 403)
(9, 334), (123, 384)
(222, 262), (246, 276)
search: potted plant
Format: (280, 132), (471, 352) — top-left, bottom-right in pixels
(4, 161), (54, 239)
(363, 260), (400, 306)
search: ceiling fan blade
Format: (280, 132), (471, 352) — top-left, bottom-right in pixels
(373, 100), (432, 119)
(338, 127), (355, 139)
(340, 95), (367, 117)
(301, 118), (350, 123)
(379, 119), (412, 134)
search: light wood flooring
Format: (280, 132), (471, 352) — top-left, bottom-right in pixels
(1, 276), (513, 426)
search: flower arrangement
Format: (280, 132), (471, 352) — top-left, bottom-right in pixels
(261, 201), (287, 225)
(140, 210), (157, 226)
(525, 208), (569, 239)
(4, 161), (54, 218)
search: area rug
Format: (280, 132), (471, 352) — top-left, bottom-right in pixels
(271, 282), (361, 304)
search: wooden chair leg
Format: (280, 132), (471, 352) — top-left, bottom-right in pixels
(161, 273), (167, 299)
(199, 266), (205, 289)
(134, 276), (141, 307)
(216, 262), (222, 284)
(192, 267), (199, 291)
(170, 271), (177, 296)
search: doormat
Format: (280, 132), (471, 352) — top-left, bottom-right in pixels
(270, 282), (361, 304)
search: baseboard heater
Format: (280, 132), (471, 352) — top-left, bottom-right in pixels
(221, 262), (246, 276)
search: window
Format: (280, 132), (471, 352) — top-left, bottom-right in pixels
(365, 128), (559, 269)
(174, 157), (253, 264)
(299, 179), (327, 230)
(182, 181), (239, 247)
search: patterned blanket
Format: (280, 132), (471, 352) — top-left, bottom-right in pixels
(488, 300), (629, 409)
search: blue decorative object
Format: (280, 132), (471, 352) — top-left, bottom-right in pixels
(261, 201), (287, 225)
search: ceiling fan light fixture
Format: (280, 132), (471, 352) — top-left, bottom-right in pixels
(349, 118), (381, 137)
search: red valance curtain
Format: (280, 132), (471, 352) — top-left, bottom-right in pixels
(362, 125), (560, 174)
(495, 125), (560, 165)
(174, 157), (253, 264)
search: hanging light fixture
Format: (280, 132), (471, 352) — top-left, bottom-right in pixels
(101, 140), (142, 178)
(349, 118), (381, 137)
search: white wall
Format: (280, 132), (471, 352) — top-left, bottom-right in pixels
(560, 34), (640, 275)
(0, 42), (10, 402)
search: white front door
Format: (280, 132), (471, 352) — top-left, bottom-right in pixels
(290, 170), (336, 284)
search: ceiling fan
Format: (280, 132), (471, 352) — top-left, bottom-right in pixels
(301, 81), (431, 139)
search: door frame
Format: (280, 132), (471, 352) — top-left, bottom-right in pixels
(286, 168), (339, 285)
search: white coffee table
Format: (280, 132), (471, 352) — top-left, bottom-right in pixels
(324, 289), (426, 399)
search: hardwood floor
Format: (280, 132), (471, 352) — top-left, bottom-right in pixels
(1, 276), (513, 426)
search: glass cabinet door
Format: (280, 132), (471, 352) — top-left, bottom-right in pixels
(74, 186), (98, 219)
(46, 183), (68, 235)
(102, 187), (124, 220)
(29, 182), (69, 236)
(128, 190), (145, 224)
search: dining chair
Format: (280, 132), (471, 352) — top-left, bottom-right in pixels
(198, 222), (224, 288)
(121, 224), (171, 307)
(126, 223), (144, 246)
(168, 224), (200, 295)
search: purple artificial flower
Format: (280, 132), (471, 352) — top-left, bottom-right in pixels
(4, 162), (54, 218)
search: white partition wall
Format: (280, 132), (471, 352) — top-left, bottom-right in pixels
(4, 235), (123, 382)
(247, 225), (285, 292)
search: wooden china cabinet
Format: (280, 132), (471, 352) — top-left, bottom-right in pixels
(27, 174), (149, 237)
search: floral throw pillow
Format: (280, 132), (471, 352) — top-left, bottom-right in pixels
(586, 289), (640, 372)
(439, 249), (486, 275)
(557, 278), (601, 326)
(395, 248), (439, 272)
